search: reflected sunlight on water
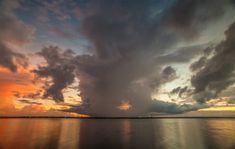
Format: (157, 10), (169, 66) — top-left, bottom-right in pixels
(0, 118), (235, 149)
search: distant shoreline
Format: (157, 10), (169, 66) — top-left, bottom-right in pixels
(1, 116), (235, 119)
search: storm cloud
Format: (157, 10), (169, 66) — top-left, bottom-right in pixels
(33, 0), (234, 116)
(34, 46), (76, 102)
(191, 22), (235, 103)
(150, 99), (206, 114)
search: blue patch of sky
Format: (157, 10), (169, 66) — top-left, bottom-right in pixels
(14, 0), (178, 54)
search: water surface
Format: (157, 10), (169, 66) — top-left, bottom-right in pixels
(0, 118), (235, 149)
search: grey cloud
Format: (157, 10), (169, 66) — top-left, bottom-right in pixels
(228, 98), (235, 104)
(75, 0), (225, 116)
(190, 56), (207, 72)
(0, 0), (33, 72)
(156, 44), (207, 64)
(34, 0), (233, 116)
(191, 22), (235, 103)
(150, 100), (206, 114)
(170, 86), (190, 98)
(0, 0), (34, 46)
(190, 46), (214, 72)
(34, 46), (76, 102)
(13, 90), (42, 99)
(150, 66), (177, 88)
(170, 87), (181, 95)
(0, 43), (28, 72)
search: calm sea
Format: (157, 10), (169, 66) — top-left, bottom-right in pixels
(0, 118), (235, 149)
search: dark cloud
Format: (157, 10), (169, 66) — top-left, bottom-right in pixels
(60, 103), (89, 115)
(34, 0), (233, 116)
(156, 44), (207, 64)
(170, 87), (181, 95)
(162, 66), (176, 77)
(0, 0), (34, 46)
(163, 0), (228, 39)
(13, 90), (42, 99)
(150, 66), (177, 89)
(18, 99), (42, 105)
(0, 0), (33, 72)
(150, 100), (206, 114)
(0, 43), (28, 72)
(75, 0), (226, 116)
(191, 22), (235, 103)
(34, 46), (76, 102)
(190, 46), (214, 72)
(228, 98), (235, 104)
(49, 27), (75, 39)
(170, 86), (190, 98)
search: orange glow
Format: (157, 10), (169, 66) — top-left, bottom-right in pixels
(118, 101), (132, 111)
(199, 106), (235, 111)
(0, 66), (40, 112)
(0, 66), (86, 117)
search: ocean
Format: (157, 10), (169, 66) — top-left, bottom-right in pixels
(0, 118), (235, 149)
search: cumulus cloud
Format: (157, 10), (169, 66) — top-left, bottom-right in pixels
(150, 100), (206, 114)
(170, 86), (191, 98)
(162, 0), (228, 39)
(34, 46), (76, 102)
(190, 56), (207, 72)
(0, 43), (28, 72)
(191, 22), (235, 103)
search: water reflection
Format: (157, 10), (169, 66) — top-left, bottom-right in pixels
(153, 119), (207, 149)
(204, 120), (235, 149)
(0, 119), (80, 149)
(0, 118), (235, 149)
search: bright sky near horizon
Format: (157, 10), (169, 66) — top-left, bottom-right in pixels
(1, 0), (235, 117)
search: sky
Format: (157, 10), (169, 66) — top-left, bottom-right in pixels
(1, 0), (235, 117)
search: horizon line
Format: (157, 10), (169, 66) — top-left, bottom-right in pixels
(1, 116), (235, 119)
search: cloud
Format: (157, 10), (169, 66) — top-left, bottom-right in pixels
(33, 0), (233, 116)
(190, 56), (207, 72)
(0, 0), (34, 46)
(191, 22), (235, 103)
(162, 0), (229, 39)
(0, 43), (28, 72)
(49, 27), (75, 39)
(150, 99), (207, 114)
(0, 0), (34, 72)
(75, 0), (229, 116)
(34, 46), (76, 102)
(170, 86), (190, 98)
(18, 99), (42, 105)
(156, 44), (206, 64)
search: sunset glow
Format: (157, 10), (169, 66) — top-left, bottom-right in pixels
(0, 0), (235, 117)
(118, 101), (132, 111)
